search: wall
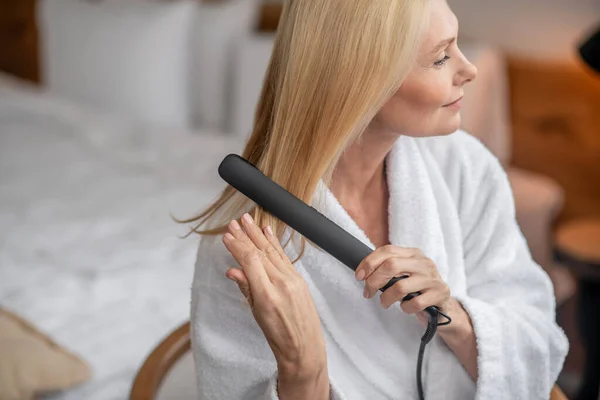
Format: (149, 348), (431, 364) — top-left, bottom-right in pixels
(450, 0), (600, 62)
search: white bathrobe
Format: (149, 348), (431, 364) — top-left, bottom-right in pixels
(190, 130), (568, 400)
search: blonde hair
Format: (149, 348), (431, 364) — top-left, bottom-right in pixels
(180, 0), (430, 261)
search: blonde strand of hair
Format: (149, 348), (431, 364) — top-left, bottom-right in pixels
(178, 0), (431, 263)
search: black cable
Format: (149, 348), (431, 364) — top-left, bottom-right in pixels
(417, 338), (428, 400)
(416, 308), (451, 400)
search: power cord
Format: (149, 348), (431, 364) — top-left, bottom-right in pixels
(416, 307), (451, 400)
(382, 279), (452, 400)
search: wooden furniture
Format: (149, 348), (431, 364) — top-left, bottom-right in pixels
(0, 0), (39, 82)
(508, 57), (600, 225)
(257, 2), (283, 32)
(509, 57), (600, 392)
(130, 321), (570, 400)
(554, 219), (600, 400)
(555, 219), (600, 272)
(129, 322), (191, 400)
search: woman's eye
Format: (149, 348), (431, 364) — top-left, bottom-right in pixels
(434, 55), (450, 67)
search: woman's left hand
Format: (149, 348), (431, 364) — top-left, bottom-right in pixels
(354, 245), (451, 320)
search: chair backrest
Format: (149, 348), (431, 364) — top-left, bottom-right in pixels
(551, 384), (569, 400)
(129, 322), (569, 400)
(129, 322), (191, 400)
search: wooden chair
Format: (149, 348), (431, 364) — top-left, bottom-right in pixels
(129, 322), (569, 400)
(129, 322), (192, 400)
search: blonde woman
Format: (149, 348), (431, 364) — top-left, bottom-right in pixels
(186, 0), (568, 399)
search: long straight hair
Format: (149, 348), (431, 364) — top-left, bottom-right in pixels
(180, 0), (430, 261)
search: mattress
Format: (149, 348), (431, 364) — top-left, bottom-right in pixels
(0, 73), (245, 400)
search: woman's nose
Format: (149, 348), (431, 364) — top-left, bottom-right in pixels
(464, 61), (478, 83)
(455, 55), (478, 86)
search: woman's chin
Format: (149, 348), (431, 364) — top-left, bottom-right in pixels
(402, 114), (462, 137)
(438, 114), (462, 135)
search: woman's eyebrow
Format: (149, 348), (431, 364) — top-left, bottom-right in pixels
(429, 37), (456, 56)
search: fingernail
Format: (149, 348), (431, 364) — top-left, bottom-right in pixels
(223, 233), (234, 241)
(356, 269), (365, 281)
(230, 220), (241, 230)
(227, 275), (237, 283)
(243, 213), (253, 224)
(265, 225), (273, 236)
(363, 287), (370, 299)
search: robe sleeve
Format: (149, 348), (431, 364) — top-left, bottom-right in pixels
(453, 137), (569, 399)
(190, 235), (347, 400)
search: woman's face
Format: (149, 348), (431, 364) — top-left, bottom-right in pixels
(372, 0), (478, 137)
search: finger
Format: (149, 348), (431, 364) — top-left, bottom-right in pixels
(227, 219), (254, 247)
(240, 213), (289, 274)
(363, 257), (424, 298)
(223, 231), (271, 290)
(378, 274), (432, 308)
(225, 267), (247, 284)
(415, 311), (429, 327)
(227, 219), (281, 278)
(262, 225), (286, 258)
(355, 245), (423, 281)
(399, 285), (449, 314)
(262, 225), (296, 274)
(226, 268), (253, 306)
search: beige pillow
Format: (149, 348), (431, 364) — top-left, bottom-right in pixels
(0, 308), (91, 400)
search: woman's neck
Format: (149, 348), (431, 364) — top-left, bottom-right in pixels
(330, 128), (398, 204)
(329, 128), (396, 247)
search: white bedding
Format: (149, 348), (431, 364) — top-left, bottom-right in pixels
(0, 74), (245, 400)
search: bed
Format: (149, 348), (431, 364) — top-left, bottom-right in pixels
(0, 73), (246, 400)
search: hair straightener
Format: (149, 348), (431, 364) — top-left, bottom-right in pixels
(218, 154), (451, 400)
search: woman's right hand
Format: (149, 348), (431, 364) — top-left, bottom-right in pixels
(222, 213), (328, 385)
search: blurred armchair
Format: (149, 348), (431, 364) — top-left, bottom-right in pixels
(460, 43), (575, 306)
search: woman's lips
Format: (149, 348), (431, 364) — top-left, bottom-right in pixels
(443, 96), (463, 108)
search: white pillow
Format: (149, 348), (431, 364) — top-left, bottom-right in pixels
(232, 35), (275, 138)
(192, 0), (259, 132)
(38, 0), (197, 128)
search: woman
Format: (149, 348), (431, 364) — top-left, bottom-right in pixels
(186, 0), (568, 399)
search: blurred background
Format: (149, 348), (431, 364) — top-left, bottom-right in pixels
(0, 0), (599, 399)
